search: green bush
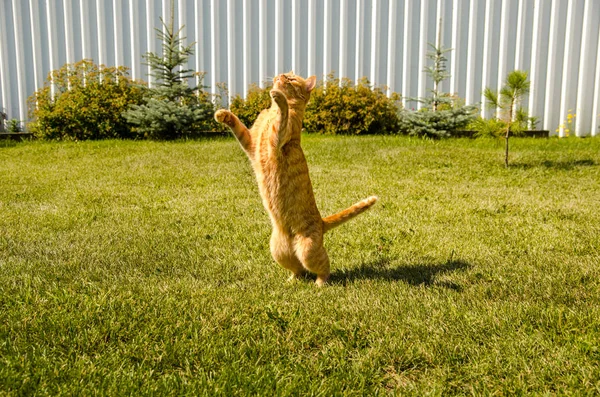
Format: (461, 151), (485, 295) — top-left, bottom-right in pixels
(304, 75), (402, 134)
(7, 119), (23, 133)
(229, 83), (272, 128)
(28, 60), (145, 140)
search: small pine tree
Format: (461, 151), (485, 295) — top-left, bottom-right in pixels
(124, 10), (215, 139)
(423, 41), (451, 112)
(483, 70), (531, 167)
(399, 19), (477, 138)
(229, 83), (273, 128)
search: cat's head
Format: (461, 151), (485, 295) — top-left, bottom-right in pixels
(272, 72), (317, 105)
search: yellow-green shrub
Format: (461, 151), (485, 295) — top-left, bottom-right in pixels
(304, 75), (401, 135)
(229, 83), (272, 128)
(228, 76), (402, 134)
(28, 60), (145, 140)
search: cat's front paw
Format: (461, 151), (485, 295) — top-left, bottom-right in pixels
(214, 109), (235, 127)
(270, 89), (287, 107)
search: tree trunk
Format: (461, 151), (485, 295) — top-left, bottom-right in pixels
(505, 99), (515, 168)
(505, 128), (510, 168)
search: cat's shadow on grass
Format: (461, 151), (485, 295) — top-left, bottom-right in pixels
(329, 257), (471, 290)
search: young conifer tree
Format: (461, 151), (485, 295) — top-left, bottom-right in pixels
(124, 6), (214, 139)
(483, 70), (531, 167)
(399, 19), (477, 138)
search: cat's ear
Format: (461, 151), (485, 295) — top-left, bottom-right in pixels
(305, 76), (317, 92)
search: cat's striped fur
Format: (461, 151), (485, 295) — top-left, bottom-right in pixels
(215, 72), (377, 285)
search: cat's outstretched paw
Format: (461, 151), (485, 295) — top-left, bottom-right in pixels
(214, 109), (235, 127)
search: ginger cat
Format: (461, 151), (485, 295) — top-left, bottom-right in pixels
(215, 72), (377, 286)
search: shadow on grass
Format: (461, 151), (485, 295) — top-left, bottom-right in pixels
(512, 159), (596, 170)
(330, 258), (471, 290)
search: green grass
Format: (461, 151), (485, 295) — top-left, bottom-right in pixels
(1, 136), (599, 395)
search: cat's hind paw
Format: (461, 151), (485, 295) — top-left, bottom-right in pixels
(287, 271), (307, 283)
(315, 274), (330, 287)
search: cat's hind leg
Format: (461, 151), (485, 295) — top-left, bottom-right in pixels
(214, 109), (253, 155)
(270, 229), (307, 281)
(294, 235), (331, 287)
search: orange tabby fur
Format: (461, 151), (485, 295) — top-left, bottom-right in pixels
(215, 72), (377, 286)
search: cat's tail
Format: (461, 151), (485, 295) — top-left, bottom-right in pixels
(322, 196), (378, 233)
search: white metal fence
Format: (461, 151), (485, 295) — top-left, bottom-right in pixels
(1, 0), (599, 136)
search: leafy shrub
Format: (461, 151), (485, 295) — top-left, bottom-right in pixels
(7, 119), (23, 133)
(304, 75), (402, 134)
(515, 107), (539, 132)
(227, 76), (401, 135)
(28, 60), (145, 140)
(229, 83), (272, 128)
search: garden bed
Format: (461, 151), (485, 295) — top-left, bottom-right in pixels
(453, 130), (550, 138)
(0, 132), (34, 141)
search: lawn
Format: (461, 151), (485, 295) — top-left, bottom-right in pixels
(1, 135), (599, 395)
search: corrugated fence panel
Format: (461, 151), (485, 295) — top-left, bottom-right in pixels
(0, 0), (599, 136)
